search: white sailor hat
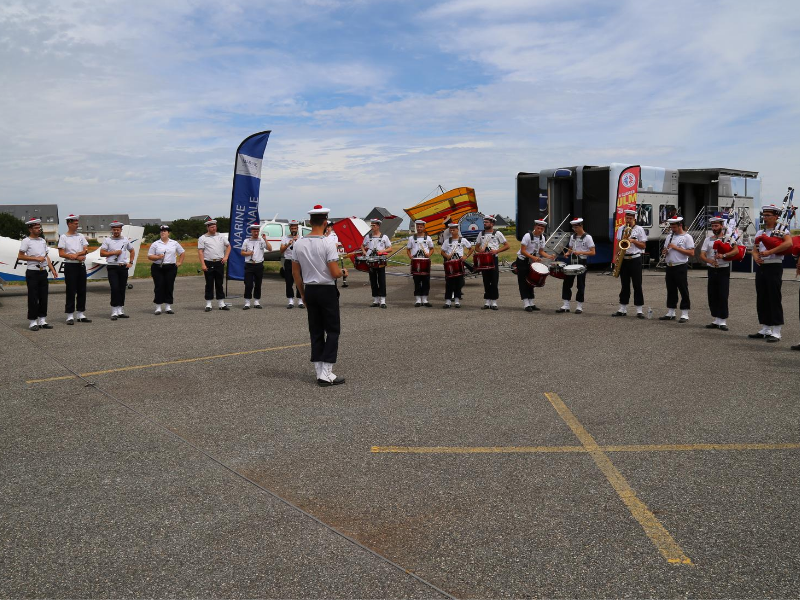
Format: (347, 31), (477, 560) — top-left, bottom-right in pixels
(308, 204), (330, 216)
(288, 219), (299, 226)
(26, 218), (42, 226)
(204, 218), (217, 226)
(65, 214), (79, 222)
(414, 219), (426, 225)
(569, 217), (584, 225)
(624, 209), (637, 216)
(667, 216), (684, 224)
(447, 221), (460, 228)
(370, 218), (382, 225)
(708, 216), (724, 224)
(484, 214), (496, 222)
(110, 220), (124, 228)
(533, 219), (547, 227)
(247, 222), (261, 231)
(160, 224), (171, 231)
(761, 204), (781, 214)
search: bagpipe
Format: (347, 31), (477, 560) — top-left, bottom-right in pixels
(753, 187), (800, 256)
(712, 195), (746, 261)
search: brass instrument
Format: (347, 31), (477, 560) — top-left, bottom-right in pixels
(612, 225), (632, 278)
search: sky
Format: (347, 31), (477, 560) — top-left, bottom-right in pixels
(1, 0), (799, 223)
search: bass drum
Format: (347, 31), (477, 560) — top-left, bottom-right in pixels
(526, 262), (549, 288)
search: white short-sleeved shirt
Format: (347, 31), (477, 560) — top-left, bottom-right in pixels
(197, 233), (229, 261)
(407, 235), (434, 257)
(19, 236), (49, 270)
(101, 236), (134, 265)
(517, 232), (546, 260)
(616, 225), (648, 256)
(664, 232), (695, 264)
(755, 229), (787, 264)
(240, 237), (268, 263)
(149, 238), (185, 265)
(442, 237), (471, 259)
(364, 234), (391, 255)
(700, 235), (731, 267)
(58, 233), (89, 263)
(281, 234), (301, 261)
(327, 232), (339, 245)
(292, 236), (338, 285)
(568, 233), (595, 257)
(475, 230), (507, 252)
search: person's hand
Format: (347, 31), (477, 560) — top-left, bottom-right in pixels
(125, 262), (132, 269)
(221, 258), (227, 264)
(201, 263), (208, 271)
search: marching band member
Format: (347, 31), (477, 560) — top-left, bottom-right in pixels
(239, 223), (271, 310)
(516, 219), (555, 312)
(100, 221), (136, 320)
(362, 219), (392, 308)
(197, 218), (231, 312)
(612, 209), (648, 318)
(441, 222), (473, 308)
(292, 205), (347, 386)
(474, 215), (509, 310)
(699, 216), (732, 330)
(406, 219), (434, 307)
(557, 217), (595, 314)
(659, 216), (695, 323)
(280, 220), (304, 309)
(147, 225), (185, 314)
(57, 214), (91, 324)
(749, 205), (792, 342)
(18, 218), (58, 330)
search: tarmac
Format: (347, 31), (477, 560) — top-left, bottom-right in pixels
(1, 265), (799, 598)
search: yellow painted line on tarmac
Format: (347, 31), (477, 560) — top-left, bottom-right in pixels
(544, 392), (693, 566)
(604, 442), (800, 452)
(371, 445), (586, 454)
(26, 343), (311, 384)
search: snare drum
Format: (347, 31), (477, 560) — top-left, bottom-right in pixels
(411, 257), (431, 276)
(526, 262), (549, 287)
(353, 255), (370, 273)
(474, 251), (495, 271)
(548, 261), (567, 279)
(563, 264), (587, 277)
(444, 258), (465, 279)
(368, 256), (387, 269)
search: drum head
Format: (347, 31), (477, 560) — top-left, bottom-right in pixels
(564, 264), (586, 274)
(532, 262), (549, 274)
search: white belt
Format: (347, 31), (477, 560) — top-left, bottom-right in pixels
(666, 262), (688, 267)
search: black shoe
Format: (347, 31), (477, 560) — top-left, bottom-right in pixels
(636, 313), (646, 319)
(243, 305), (250, 310)
(575, 309), (583, 314)
(612, 311), (627, 317)
(111, 315), (118, 321)
(678, 317), (689, 323)
(77, 317), (92, 323)
(166, 310), (174, 314)
(766, 335), (780, 343)
(424, 302), (432, 307)
(530, 305), (540, 311)
(118, 313), (130, 318)
(705, 323), (720, 329)
(298, 304), (305, 309)
(40, 323), (53, 329)
(482, 305), (490, 310)
(719, 325), (729, 331)
(381, 303), (387, 309)
(748, 332), (766, 339)
(205, 306), (212, 312)
(286, 304), (293, 309)
(658, 315), (676, 321)
(556, 308), (569, 313)
(415, 302), (422, 307)
(443, 304), (451, 309)
(154, 310), (162, 315)
(66, 318), (75, 325)
(254, 304), (263, 309)
(524, 306), (533, 312)
(370, 303), (379, 308)
(454, 303), (461, 309)
(342, 282), (349, 288)
(219, 305), (230, 311)
(317, 376), (346, 387)
(791, 344), (800, 351)
(29, 324), (39, 331)
(490, 305), (498, 311)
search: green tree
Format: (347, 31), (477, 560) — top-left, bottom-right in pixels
(213, 216), (230, 232)
(0, 212), (27, 239)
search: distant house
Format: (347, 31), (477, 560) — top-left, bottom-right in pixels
(0, 204), (59, 244)
(494, 215), (509, 227)
(130, 218), (162, 227)
(79, 214), (130, 242)
(364, 207), (402, 238)
(189, 215), (211, 222)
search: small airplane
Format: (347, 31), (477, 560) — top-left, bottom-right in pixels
(0, 225), (145, 287)
(249, 217), (312, 261)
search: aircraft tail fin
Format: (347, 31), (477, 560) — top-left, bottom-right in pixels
(123, 225), (145, 278)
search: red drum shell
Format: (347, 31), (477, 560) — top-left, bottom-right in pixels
(411, 257), (431, 275)
(548, 261), (567, 279)
(474, 252), (495, 271)
(444, 259), (465, 279)
(368, 256), (387, 269)
(526, 262), (549, 288)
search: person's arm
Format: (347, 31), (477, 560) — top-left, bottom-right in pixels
(99, 239), (113, 258)
(222, 240), (231, 263)
(630, 228), (647, 250)
(760, 233), (792, 257)
(672, 239), (695, 257)
(262, 235), (272, 252)
(197, 238), (207, 271)
(520, 236), (536, 261)
(240, 241), (252, 257)
(699, 246), (717, 267)
(126, 245), (135, 268)
(57, 237), (72, 260)
(18, 241), (44, 263)
(406, 241), (413, 259)
(496, 240), (510, 255)
(176, 244), (185, 267)
(291, 260), (305, 304)
(463, 240), (474, 258)
(46, 252), (57, 278)
(147, 243), (161, 262)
